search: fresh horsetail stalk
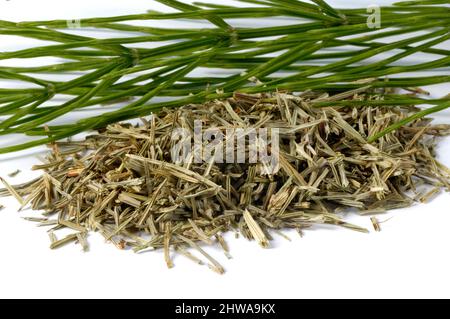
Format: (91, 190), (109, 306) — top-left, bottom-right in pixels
(0, 0), (449, 153)
(1, 90), (450, 273)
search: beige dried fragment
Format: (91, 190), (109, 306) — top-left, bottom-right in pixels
(216, 234), (232, 259)
(188, 219), (213, 245)
(8, 170), (21, 178)
(48, 231), (57, 244)
(370, 217), (381, 232)
(164, 223), (174, 269)
(76, 233), (89, 252)
(1, 90), (450, 272)
(329, 108), (366, 144)
(0, 177), (24, 206)
(59, 220), (86, 232)
(273, 229), (292, 241)
(243, 210), (270, 248)
(175, 245), (204, 265)
(50, 233), (79, 249)
(118, 192), (142, 208)
(418, 187), (441, 203)
(177, 234), (224, 274)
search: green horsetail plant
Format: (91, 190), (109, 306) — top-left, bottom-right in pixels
(0, 0), (449, 153)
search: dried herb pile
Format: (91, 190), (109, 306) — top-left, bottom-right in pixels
(1, 90), (450, 273)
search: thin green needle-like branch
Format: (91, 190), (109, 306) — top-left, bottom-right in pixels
(0, 0), (448, 153)
(368, 100), (450, 142)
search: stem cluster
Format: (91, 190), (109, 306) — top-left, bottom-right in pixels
(0, 0), (449, 153)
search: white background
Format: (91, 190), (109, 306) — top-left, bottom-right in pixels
(0, 0), (450, 299)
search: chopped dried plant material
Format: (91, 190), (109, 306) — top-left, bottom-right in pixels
(8, 170), (21, 178)
(164, 223), (174, 269)
(0, 177), (24, 206)
(189, 219), (213, 245)
(59, 220), (86, 232)
(48, 231), (57, 244)
(76, 232), (89, 252)
(418, 187), (441, 203)
(216, 234), (232, 259)
(178, 234), (225, 275)
(1, 91), (450, 273)
(175, 245), (204, 266)
(50, 233), (79, 249)
(273, 229), (292, 242)
(23, 216), (48, 223)
(243, 210), (270, 248)
(371, 217), (381, 232)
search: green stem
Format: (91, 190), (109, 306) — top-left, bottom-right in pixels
(368, 100), (450, 142)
